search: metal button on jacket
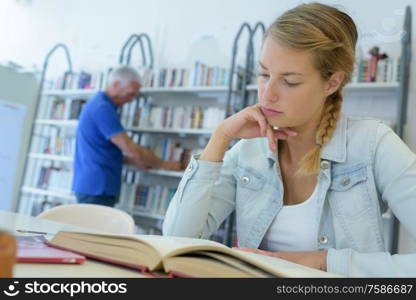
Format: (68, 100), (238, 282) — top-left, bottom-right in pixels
(319, 235), (328, 245)
(240, 176), (250, 185)
(320, 160), (330, 169)
(341, 177), (351, 186)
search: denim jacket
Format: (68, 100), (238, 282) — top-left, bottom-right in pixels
(163, 114), (416, 277)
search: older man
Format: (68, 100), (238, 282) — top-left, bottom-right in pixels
(72, 65), (180, 207)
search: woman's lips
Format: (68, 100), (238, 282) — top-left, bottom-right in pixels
(261, 106), (283, 117)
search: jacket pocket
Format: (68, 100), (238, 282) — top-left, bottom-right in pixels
(234, 165), (266, 210)
(329, 163), (371, 220)
(234, 166), (269, 234)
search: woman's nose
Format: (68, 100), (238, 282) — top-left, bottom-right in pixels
(260, 81), (279, 103)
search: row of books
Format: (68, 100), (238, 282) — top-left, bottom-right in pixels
(127, 132), (204, 167)
(44, 70), (112, 90)
(48, 99), (86, 120)
(33, 129), (75, 156)
(43, 135), (75, 156)
(121, 98), (225, 130)
(138, 62), (231, 88)
(351, 57), (401, 83)
(36, 166), (72, 191)
(44, 61), (232, 91)
(133, 184), (178, 216)
(41, 95), (225, 131)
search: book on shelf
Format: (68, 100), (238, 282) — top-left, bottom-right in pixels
(36, 165), (72, 191)
(133, 184), (177, 215)
(44, 68), (113, 91)
(69, 99), (86, 119)
(124, 103), (225, 130)
(138, 62), (230, 88)
(34, 127), (75, 156)
(350, 50), (400, 84)
(47, 231), (341, 278)
(50, 99), (66, 119)
(48, 97), (86, 121)
(131, 134), (202, 168)
(16, 235), (85, 264)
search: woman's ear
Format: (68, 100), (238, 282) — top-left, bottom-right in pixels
(325, 71), (344, 96)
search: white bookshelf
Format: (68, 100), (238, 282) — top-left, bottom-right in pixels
(42, 89), (98, 97)
(126, 127), (213, 135)
(41, 85), (231, 97)
(26, 154), (186, 179)
(141, 85), (229, 93)
(25, 83), (217, 225)
(28, 153), (73, 162)
(33, 120), (212, 135)
(35, 119), (78, 127)
(21, 186), (75, 201)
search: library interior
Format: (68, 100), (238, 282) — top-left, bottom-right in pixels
(1, 0), (416, 280)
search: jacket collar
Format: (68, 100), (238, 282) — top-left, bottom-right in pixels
(266, 114), (347, 164)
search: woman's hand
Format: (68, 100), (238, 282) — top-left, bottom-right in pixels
(218, 104), (297, 152)
(234, 247), (328, 271)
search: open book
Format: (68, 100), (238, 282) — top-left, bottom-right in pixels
(47, 231), (341, 278)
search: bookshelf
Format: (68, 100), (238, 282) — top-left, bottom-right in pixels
(41, 86), (230, 97)
(28, 153), (73, 162)
(21, 187), (75, 201)
(17, 32), (240, 243)
(116, 33), (234, 241)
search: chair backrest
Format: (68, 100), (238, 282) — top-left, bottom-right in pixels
(36, 204), (135, 234)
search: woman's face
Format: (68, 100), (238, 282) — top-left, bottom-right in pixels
(257, 37), (336, 129)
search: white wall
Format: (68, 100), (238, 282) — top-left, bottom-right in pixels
(1, 0), (415, 253)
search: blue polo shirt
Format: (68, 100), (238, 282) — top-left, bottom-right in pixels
(72, 91), (125, 196)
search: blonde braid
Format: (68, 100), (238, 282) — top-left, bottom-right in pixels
(296, 90), (343, 175)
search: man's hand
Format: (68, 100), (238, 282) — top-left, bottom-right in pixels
(160, 160), (182, 171)
(234, 248), (328, 271)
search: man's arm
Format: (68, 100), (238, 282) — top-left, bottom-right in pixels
(111, 132), (181, 170)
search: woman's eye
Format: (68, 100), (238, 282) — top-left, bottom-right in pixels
(284, 80), (300, 87)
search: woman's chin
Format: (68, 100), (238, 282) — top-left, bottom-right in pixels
(267, 118), (298, 129)
(268, 121), (290, 128)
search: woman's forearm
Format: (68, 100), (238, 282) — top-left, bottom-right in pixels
(199, 126), (234, 162)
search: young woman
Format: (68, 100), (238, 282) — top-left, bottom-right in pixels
(163, 2), (416, 277)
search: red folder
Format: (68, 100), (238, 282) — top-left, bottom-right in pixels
(16, 235), (85, 264)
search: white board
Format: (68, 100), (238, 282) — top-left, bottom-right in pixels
(0, 100), (27, 211)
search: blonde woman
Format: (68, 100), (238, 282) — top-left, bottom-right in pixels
(163, 2), (416, 277)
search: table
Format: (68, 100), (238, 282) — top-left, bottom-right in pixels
(0, 210), (147, 278)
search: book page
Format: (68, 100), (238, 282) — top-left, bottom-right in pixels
(56, 231), (228, 259)
(133, 235), (229, 258)
(228, 250), (342, 278)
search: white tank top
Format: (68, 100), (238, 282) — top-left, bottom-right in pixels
(259, 184), (320, 252)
